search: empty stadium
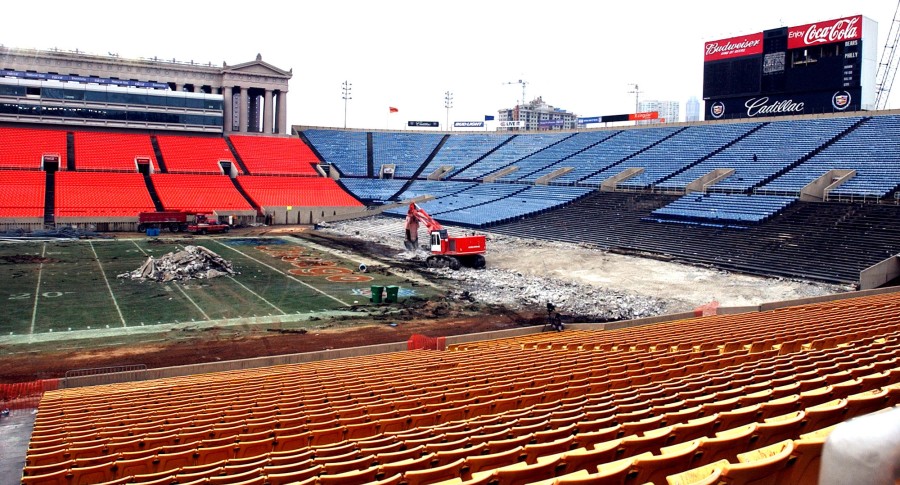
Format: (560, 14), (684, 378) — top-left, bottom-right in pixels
(4, 5), (900, 485)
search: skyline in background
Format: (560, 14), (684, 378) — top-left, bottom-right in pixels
(2, 1), (898, 130)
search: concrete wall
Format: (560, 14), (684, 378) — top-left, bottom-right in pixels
(860, 256), (900, 290)
(263, 206), (363, 225)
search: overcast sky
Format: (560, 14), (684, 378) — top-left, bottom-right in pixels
(2, 1), (897, 129)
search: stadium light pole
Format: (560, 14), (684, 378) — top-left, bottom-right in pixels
(342, 80), (352, 129)
(444, 90), (453, 131)
(627, 83), (642, 114)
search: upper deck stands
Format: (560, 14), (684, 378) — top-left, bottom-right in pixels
(656, 117), (860, 193)
(155, 136), (237, 174)
(0, 127), (67, 169)
(761, 116), (900, 199)
(417, 134), (511, 180)
(493, 131), (614, 183)
(302, 130), (368, 176)
(372, 132), (444, 178)
(73, 132), (157, 172)
(228, 135), (319, 176)
(450, 133), (569, 181)
(590, 123), (759, 189)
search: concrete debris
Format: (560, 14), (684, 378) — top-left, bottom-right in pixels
(435, 267), (670, 321)
(118, 245), (236, 282)
(318, 216), (849, 322)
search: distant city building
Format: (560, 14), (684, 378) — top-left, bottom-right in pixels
(637, 99), (680, 124)
(686, 97), (701, 122)
(498, 96), (578, 131)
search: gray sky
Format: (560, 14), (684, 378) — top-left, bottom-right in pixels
(3, 1), (897, 129)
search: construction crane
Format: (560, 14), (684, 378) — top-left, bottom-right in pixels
(504, 79), (529, 107)
(875, 0), (900, 110)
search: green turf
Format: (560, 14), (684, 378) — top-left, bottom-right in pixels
(0, 236), (431, 337)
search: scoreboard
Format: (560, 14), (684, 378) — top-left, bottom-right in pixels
(703, 15), (876, 120)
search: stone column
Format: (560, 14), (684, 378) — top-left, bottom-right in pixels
(263, 89), (274, 134)
(277, 91), (288, 135)
(239, 88), (248, 133)
(223, 86), (233, 133)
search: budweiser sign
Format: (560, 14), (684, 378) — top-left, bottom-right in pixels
(788, 15), (862, 49)
(704, 33), (764, 61)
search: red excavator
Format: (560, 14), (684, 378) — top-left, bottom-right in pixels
(404, 203), (486, 270)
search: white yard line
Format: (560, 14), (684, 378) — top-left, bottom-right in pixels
(131, 240), (148, 256)
(89, 241), (127, 327)
(173, 284), (211, 321)
(29, 243), (46, 335)
(211, 239), (351, 307)
(228, 276), (288, 315)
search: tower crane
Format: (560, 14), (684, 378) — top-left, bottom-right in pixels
(504, 79), (529, 107)
(875, 0), (900, 109)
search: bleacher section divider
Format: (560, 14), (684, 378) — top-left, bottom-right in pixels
(449, 135), (518, 180)
(366, 132), (374, 178)
(230, 177), (262, 213)
(43, 171), (54, 225)
(296, 130), (328, 166)
(224, 136), (252, 175)
(142, 174), (166, 212)
(392, 134), (452, 199)
(149, 135), (168, 173)
(65, 132), (75, 171)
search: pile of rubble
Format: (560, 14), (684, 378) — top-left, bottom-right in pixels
(436, 267), (671, 322)
(118, 245), (236, 282)
(318, 217), (672, 321)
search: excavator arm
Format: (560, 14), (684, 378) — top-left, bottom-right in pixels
(404, 203), (443, 250)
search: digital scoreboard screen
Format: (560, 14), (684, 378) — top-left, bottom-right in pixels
(702, 15), (866, 120)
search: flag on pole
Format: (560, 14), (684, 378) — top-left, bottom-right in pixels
(389, 107), (399, 113)
(484, 115), (495, 121)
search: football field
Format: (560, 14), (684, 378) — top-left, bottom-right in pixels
(0, 236), (425, 338)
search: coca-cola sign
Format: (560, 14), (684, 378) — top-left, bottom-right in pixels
(704, 33), (764, 61)
(788, 15), (862, 49)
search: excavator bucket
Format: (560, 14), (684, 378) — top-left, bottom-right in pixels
(404, 240), (417, 251)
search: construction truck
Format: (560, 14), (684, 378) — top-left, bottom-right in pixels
(404, 203), (486, 270)
(138, 211), (229, 234)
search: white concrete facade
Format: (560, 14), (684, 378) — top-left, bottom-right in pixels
(0, 48), (291, 134)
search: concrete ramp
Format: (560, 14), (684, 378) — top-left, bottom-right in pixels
(685, 168), (735, 194)
(600, 167), (644, 192)
(482, 166), (519, 183)
(799, 169), (856, 201)
(427, 165), (454, 180)
(535, 167), (574, 185)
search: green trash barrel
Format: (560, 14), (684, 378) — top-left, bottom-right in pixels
(385, 285), (400, 303)
(370, 285), (384, 304)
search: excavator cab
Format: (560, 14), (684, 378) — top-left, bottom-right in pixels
(430, 230), (448, 253)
